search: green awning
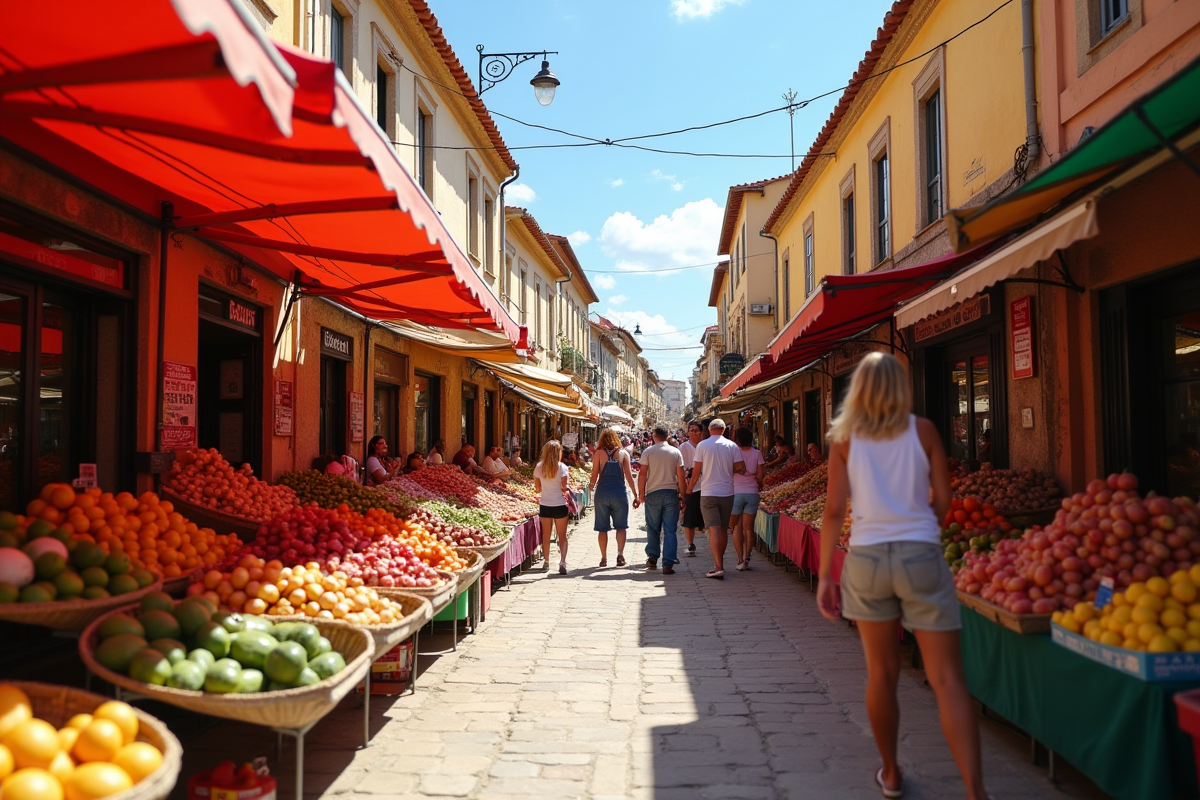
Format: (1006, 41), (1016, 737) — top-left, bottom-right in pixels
(948, 54), (1200, 252)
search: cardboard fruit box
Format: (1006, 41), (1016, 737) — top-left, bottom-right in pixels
(1051, 622), (1200, 682)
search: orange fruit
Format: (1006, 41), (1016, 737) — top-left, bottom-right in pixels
(49, 486), (77, 512)
(91, 703), (136, 747)
(3, 719), (59, 770)
(65, 763), (132, 800)
(0, 685), (33, 740)
(111, 743), (161, 784)
(0, 743), (13, 780)
(2, 768), (64, 800)
(71, 720), (122, 764)
(48, 750), (75, 783)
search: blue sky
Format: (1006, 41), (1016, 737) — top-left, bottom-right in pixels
(433, 0), (896, 387)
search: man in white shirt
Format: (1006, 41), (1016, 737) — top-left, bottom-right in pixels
(677, 421), (704, 557)
(687, 418), (745, 579)
(637, 427), (687, 574)
(481, 445), (512, 479)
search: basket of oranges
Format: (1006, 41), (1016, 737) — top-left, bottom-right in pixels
(0, 681), (181, 800)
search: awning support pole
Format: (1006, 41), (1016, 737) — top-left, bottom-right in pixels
(1132, 107), (1200, 179)
(155, 201), (172, 457)
(1003, 251), (1084, 293)
(272, 273), (303, 351)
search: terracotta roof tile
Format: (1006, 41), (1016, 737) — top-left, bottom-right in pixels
(717, 174), (792, 255)
(506, 207), (570, 279)
(546, 234), (599, 303)
(406, 0), (518, 172)
(763, 0), (915, 235)
(708, 261), (729, 307)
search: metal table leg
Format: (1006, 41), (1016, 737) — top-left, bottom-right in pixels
(271, 719), (319, 800)
(360, 669), (371, 748)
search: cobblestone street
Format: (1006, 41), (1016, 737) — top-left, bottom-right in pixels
(174, 502), (1106, 800)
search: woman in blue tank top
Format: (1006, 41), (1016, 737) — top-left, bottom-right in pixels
(588, 428), (639, 567)
(819, 353), (987, 800)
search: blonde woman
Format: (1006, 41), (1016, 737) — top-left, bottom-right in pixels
(534, 440), (571, 575)
(588, 428), (639, 567)
(819, 353), (986, 800)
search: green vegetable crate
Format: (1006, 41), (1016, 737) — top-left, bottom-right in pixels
(433, 592), (470, 621)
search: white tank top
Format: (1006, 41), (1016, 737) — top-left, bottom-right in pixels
(846, 415), (940, 548)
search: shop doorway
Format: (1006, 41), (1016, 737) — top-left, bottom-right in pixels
(461, 382), (477, 448)
(198, 319), (262, 472)
(803, 390), (822, 449)
(484, 390), (496, 451)
(414, 372), (440, 456)
(941, 339), (991, 462)
(319, 356), (346, 457)
(373, 383), (398, 455)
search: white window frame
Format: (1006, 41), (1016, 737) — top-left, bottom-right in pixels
(414, 81), (438, 202)
(325, 0), (359, 86)
(913, 49), (947, 232)
(466, 159), (480, 262)
(483, 188), (496, 277)
(868, 117), (892, 266)
(839, 165), (856, 276)
(803, 213), (815, 297)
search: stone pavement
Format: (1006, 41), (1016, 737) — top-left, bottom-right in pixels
(175, 500), (1107, 800)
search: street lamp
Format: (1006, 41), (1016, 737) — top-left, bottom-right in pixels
(477, 46), (560, 105)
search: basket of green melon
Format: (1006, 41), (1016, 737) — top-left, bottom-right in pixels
(0, 518), (163, 631)
(80, 592), (372, 730)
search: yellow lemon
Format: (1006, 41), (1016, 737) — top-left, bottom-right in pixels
(1187, 619), (1200, 639)
(1060, 615), (1082, 634)
(1100, 630), (1124, 647)
(48, 751), (74, 783)
(1051, 610), (1064, 625)
(64, 716), (91, 732)
(91, 704), (137, 747)
(1161, 608), (1188, 629)
(1131, 606), (1159, 625)
(65, 762), (133, 800)
(1188, 603), (1200, 621)
(1107, 617), (1125, 634)
(1113, 605), (1134, 625)
(1147, 576), (1170, 597)
(0, 686), (32, 741)
(1126, 582), (1148, 603)
(2, 768), (64, 800)
(3, 719), (60, 770)
(1112, 592), (1128, 608)
(1123, 638), (1142, 650)
(57, 728), (79, 754)
(1124, 621), (1140, 640)
(1138, 622), (1164, 644)
(1084, 620), (1102, 639)
(1167, 627), (1190, 645)
(1074, 603), (1096, 622)
(1149, 634), (1178, 652)
(1136, 593), (1164, 612)
(1165, 597), (1186, 612)
(1190, 564), (1200, 585)
(1171, 569), (1191, 584)
(71, 720), (122, 765)
(1185, 639), (1200, 652)
(111, 743), (161, 785)
(1173, 581), (1198, 604)
(0, 743), (13, 780)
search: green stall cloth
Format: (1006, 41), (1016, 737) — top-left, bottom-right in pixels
(960, 607), (1198, 799)
(754, 510), (780, 553)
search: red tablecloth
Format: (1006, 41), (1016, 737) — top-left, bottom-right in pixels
(489, 516), (541, 580)
(778, 515), (845, 584)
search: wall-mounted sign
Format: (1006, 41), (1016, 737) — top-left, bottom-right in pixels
(373, 348), (408, 386)
(74, 464), (97, 491)
(227, 299), (258, 329)
(274, 379), (294, 436)
(349, 391), (364, 442)
(719, 353), (746, 375)
(830, 341), (874, 375)
(1010, 296), (1036, 380)
(161, 361), (197, 449)
(913, 294), (991, 343)
(321, 327), (353, 361)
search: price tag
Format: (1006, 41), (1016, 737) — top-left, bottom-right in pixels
(1094, 576), (1115, 609)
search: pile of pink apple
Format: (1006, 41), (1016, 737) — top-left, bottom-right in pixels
(242, 505), (370, 566)
(321, 538), (442, 588)
(954, 472), (1200, 615)
(403, 465), (482, 506)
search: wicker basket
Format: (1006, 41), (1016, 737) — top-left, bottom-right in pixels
(375, 570), (455, 616)
(6, 681), (182, 800)
(458, 539), (510, 565)
(80, 606), (373, 731)
(273, 592), (431, 658)
(158, 487), (264, 541)
(0, 580), (164, 632)
(162, 569), (201, 598)
(453, 550), (486, 593)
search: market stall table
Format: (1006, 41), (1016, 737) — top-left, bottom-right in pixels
(489, 516), (540, 584)
(959, 606), (1198, 800)
(777, 516), (845, 588)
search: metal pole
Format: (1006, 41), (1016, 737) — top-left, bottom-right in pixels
(155, 202), (173, 458)
(783, 89), (798, 172)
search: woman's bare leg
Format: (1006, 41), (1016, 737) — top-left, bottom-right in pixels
(555, 517), (568, 565)
(913, 628), (987, 800)
(857, 620), (902, 792)
(597, 531), (608, 563)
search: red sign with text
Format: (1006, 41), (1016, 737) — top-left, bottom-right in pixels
(1011, 296), (1036, 380)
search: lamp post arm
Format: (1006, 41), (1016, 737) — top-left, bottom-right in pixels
(477, 46), (559, 94)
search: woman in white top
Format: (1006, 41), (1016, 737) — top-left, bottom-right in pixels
(426, 439), (445, 466)
(730, 427), (764, 572)
(819, 353), (986, 800)
(363, 436), (398, 486)
(534, 440), (571, 575)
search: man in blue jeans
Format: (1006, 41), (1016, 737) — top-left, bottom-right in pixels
(636, 427), (687, 574)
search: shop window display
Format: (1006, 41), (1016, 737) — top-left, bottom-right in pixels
(948, 355), (990, 462)
(1165, 311), (1200, 497)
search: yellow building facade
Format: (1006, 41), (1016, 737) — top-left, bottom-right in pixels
(767, 0), (1028, 315)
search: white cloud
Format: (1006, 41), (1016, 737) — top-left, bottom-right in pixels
(608, 178), (624, 188)
(599, 198), (723, 274)
(608, 294), (629, 305)
(506, 183), (536, 205)
(604, 309), (697, 352)
(593, 273), (617, 290)
(671, 0), (746, 21)
(649, 169), (685, 191)
(567, 230), (592, 247)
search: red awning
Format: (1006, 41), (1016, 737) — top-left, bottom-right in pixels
(0, 0), (519, 341)
(721, 249), (988, 396)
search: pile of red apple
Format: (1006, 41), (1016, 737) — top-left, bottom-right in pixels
(321, 538), (442, 588)
(403, 465), (483, 506)
(954, 472), (1200, 614)
(951, 465), (1061, 511)
(241, 505), (371, 565)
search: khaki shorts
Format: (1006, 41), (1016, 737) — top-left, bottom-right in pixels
(840, 541), (961, 631)
(699, 495), (734, 530)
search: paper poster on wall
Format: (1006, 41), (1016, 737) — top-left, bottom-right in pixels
(161, 361), (197, 449)
(349, 391), (365, 443)
(562, 432), (578, 449)
(1011, 296), (1036, 379)
(274, 379), (294, 436)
